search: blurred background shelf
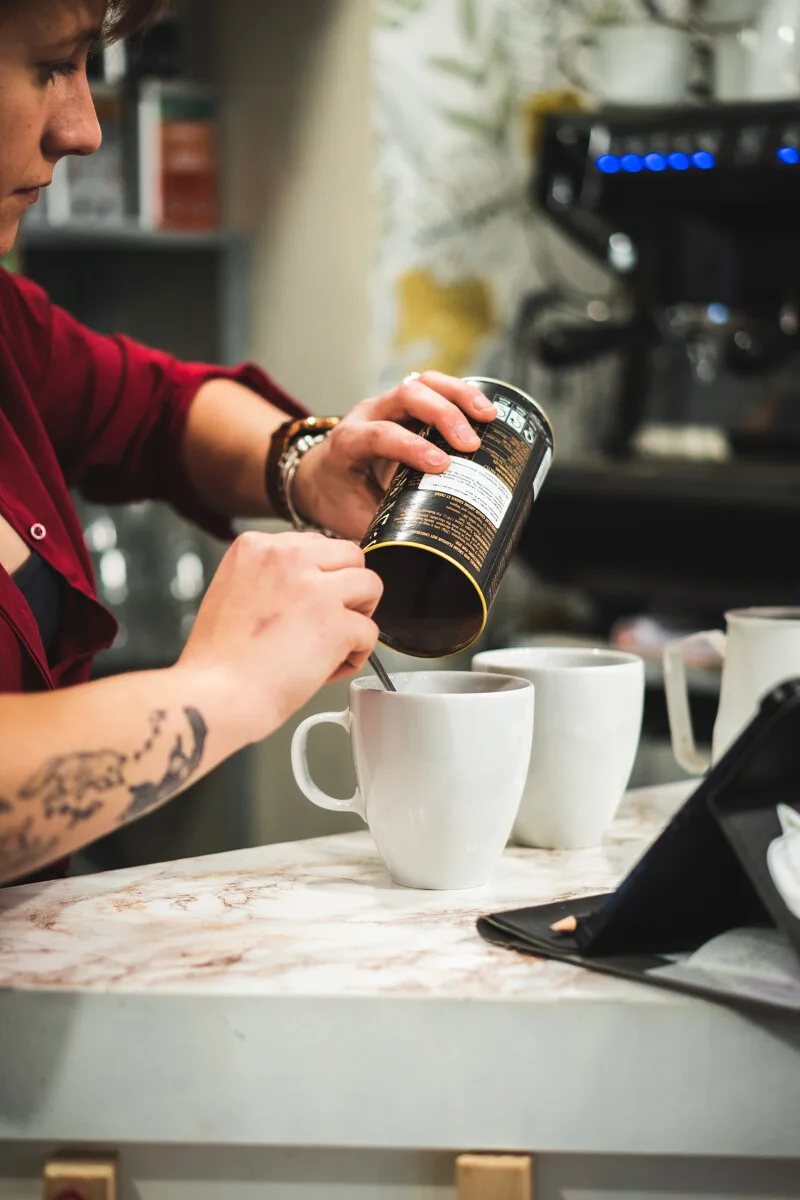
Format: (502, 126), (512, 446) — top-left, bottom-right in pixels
(23, 223), (242, 251)
(544, 458), (800, 510)
(22, 224), (250, 367)
(524, 459), (800, 627)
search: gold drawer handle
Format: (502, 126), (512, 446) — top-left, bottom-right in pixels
(457, 1154), (533, 1199)
(43, 1156), (117, 1200)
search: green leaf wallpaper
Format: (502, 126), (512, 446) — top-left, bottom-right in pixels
(372, 0), (557, 388)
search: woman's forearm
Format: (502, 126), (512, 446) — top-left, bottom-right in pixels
(0, 664), (242, 885)
(182, 379), (290, 517)
(0, 524), (385, 886)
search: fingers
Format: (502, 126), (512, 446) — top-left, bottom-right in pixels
(262, 530), (366, 571)
(329, 612), (380, 681)
(369, 372), (495, 455)
(413, 372), (497, 422)
(306, 536), (366, 572)
(234, 530), (376, 591)
(373, 380), (479, 451)
(337, 418), (453, 474)
(327, 566), (384, 616)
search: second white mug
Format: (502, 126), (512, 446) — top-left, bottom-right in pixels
(472, 647), (644, 850)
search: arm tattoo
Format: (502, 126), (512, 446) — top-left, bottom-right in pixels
(122, 707), (207, 820)
(0, 815), (59, 880)
(10, 707), (208, 833)
(18, 751), (126, 828)
(132, 709), (167, 762)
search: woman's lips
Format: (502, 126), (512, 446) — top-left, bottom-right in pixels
(15, 187), (41, 204)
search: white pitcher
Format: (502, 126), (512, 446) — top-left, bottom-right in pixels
(664, 608), (800, 774)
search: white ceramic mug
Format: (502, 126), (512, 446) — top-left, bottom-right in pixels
(704, 0), (797, 101)
(665, 608), (800, 774)
(561, 24), (693, 105)
(713, 29), (760, 100)
(748, 0), (800, 99)
(471, 648), (644, 850)
(697, 0), (764, 25)
(291, 671), (534, 890)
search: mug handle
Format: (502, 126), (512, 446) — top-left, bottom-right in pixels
(663, 630), (727, 775)
(291, 709), (366, 819)
(558, 33), (597, 94)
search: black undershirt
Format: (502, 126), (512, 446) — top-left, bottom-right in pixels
(5, 551), (69, 884)
(11, 550), (65, 664)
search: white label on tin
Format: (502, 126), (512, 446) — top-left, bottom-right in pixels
(418, 458), (512, 529)
(533, 447), (552, 500)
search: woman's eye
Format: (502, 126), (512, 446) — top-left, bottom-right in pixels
(39, 61), (79, 84)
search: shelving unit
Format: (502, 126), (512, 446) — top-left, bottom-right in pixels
(22, 221), (250, 367)
(24, 223), (239, 251)
(541, 456), (800, 511)
(524, 457), (800, 618)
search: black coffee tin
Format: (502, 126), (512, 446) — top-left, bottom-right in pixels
(362, 377), (554, 658)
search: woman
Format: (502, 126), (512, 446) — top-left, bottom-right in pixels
(0, 0), (495, 884)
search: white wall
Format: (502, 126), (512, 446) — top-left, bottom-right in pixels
(215, 0), (374, 416)
(213, 0), (375, 843)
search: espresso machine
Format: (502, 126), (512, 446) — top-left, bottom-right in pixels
(523, 101), (800, 458)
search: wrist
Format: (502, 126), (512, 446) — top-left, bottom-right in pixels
(172, 659), (306, 749)
(264, 416), (339, 526)
(168, 660), (255, 754)
(284, 437), (328, 531)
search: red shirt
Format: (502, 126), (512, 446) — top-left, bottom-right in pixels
(0, 266), (306, 695)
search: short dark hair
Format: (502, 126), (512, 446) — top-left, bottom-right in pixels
(105, 0), (167, 40)
(0, 1), (168, 42)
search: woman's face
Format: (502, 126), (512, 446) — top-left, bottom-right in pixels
(0, 0), (104, 256)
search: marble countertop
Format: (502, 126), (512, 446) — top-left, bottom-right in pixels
(1, 781), (799, 1158)
(0, 782), (687, 1000)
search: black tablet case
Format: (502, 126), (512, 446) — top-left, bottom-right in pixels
(478, 679), (800, 1014)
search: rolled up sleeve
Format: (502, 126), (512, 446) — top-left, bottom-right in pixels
(7, 272), (307, 540)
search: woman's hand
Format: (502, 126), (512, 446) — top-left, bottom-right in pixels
(180, 531), (382, 743)
(291, 371), (497, 542)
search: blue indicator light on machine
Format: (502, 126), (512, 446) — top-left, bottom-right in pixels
(620, 153), (643, 173)
(596, 154), (620, 174)
(777, 146), (800, 164)
(643, 153), (667, 172)
(667, 151), (690, 171)
(691, 150), (715, 169)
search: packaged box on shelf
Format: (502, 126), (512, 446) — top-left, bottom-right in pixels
(58, 85), (127, 225)
(88, 39), (128, 85)
(137, 80), (220, 231)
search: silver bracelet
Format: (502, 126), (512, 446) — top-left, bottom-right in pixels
(280, 431), (336, 536)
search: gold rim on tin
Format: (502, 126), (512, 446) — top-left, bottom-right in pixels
(364, 539), (488, 658)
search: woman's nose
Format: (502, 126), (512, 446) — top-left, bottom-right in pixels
(42, 76), (103, 161)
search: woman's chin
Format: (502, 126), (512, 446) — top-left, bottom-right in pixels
(0, 214), (20, 260)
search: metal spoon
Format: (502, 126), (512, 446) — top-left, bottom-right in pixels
(369, 651), (396, 692)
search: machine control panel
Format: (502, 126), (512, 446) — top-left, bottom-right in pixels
(547, 102), (800, 178)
